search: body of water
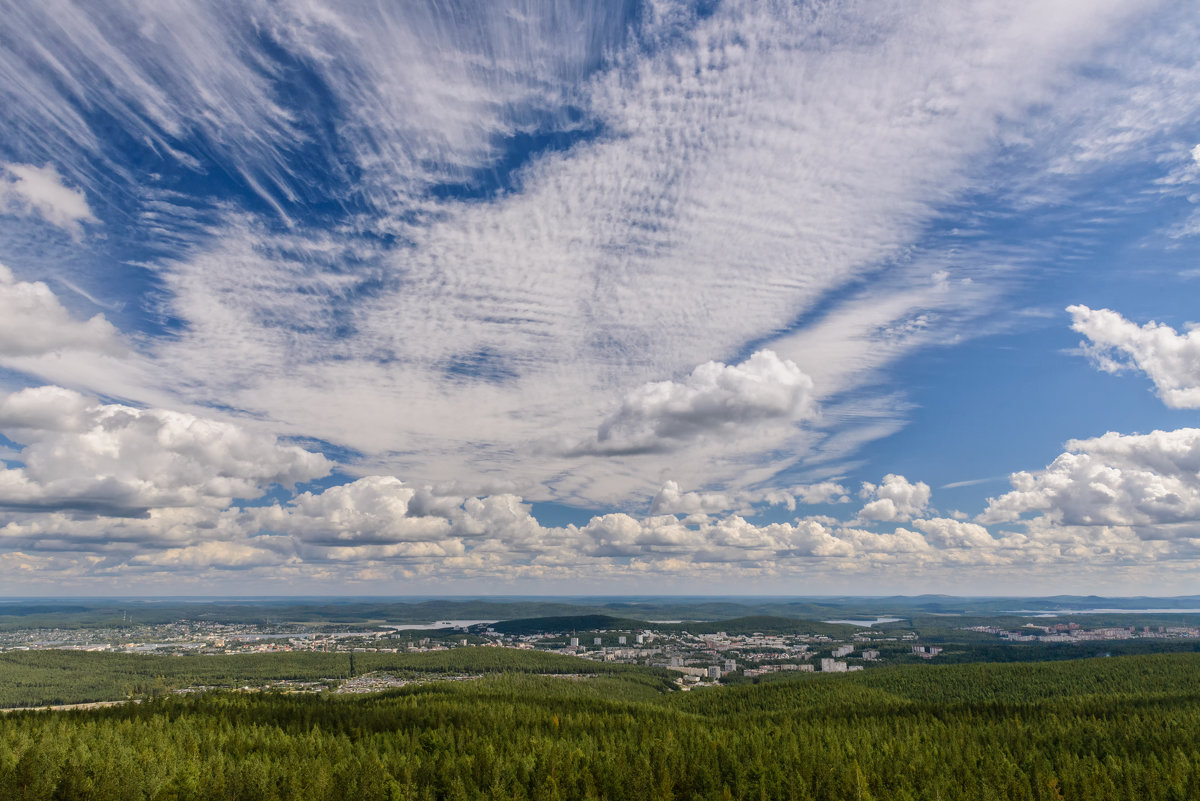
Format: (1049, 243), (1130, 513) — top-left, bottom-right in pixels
(1010, 608), (1200, 616)
(386, 620), (498, 630)
(823, 617), (903, 627)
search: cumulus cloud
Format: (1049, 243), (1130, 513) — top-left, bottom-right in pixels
(649, 481), (736, 515)
(0, 264), (123, 357)
(980, 428), (1200, 532)
(454, 494), (548, 549)
(1069, 305), (1200, 408)
(0, 461), (1182, 580)
(254, 476), (454, 546)
(0, 386), (331, 516)
(837, 525), (932, 556)
(790, 482), (853, 506)
(582, 513), (695, 557)
(578, 512), (849, 561)
(0, 465), (1021, 574)
(577, 513), (954, 563)
(575, 351), (816, 456)
(910, 517), (1007, 549)
(649, 479), (850, 515)
(0, 163), (97, 236)
(858, 474), (931, 522)
(0, 506), (246, 553)
(131, 539), (288, 570)
(250, 476), (556, 567)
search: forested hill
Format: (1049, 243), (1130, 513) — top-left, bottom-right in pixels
(482, 614), (860, 637)
(2, 653), (1200, 799)
(658, 616), (861, 637)
(483, 614), (647, 635)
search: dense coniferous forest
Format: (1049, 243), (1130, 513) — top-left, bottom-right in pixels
(2, 653), (1199, 800)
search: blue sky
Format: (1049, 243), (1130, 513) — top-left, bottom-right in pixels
(2, 0), (1200, 595)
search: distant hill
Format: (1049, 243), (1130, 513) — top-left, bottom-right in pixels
(483, 614), (647, 635)
(481, 613), (865, 638)
(655, 615), (863, 637)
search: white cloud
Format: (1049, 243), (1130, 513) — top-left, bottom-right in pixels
(455, 493), (547, 548)
(574, 350), (816, 456)
(649, 481), (736, 515)
(1048, 6), (1200, 176)
(0, 506), (249, 557)
(980, 428), (1200, 531)
(0, 386), (331, 516)
(0, 463), (1190, 581)
(1069, 305), (1200, 408)
(249, 477), (557, 567)
(36, 0), (1146, 509)
(577, 512), (856, 561)
(253, 476), (454, 546)
(0, 163), (97, 236)
(7, 0), (1200, 591)
(791, 482), (853, 506)
(131, 540), (288, 570)
(0, 264), (122, 357)
(574, 512), (970, 564)
(858, 474), (931, 522)
(1164, 208), (1200, 241)
(581, 513), (692, 557)
(911, 517), (1010, 549)
(649, 479), (849, 515)
(0, 1), (628, 222)
(838, 525), (933, 556)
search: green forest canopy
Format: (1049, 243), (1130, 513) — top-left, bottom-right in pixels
(2, 653), (1200, 800)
